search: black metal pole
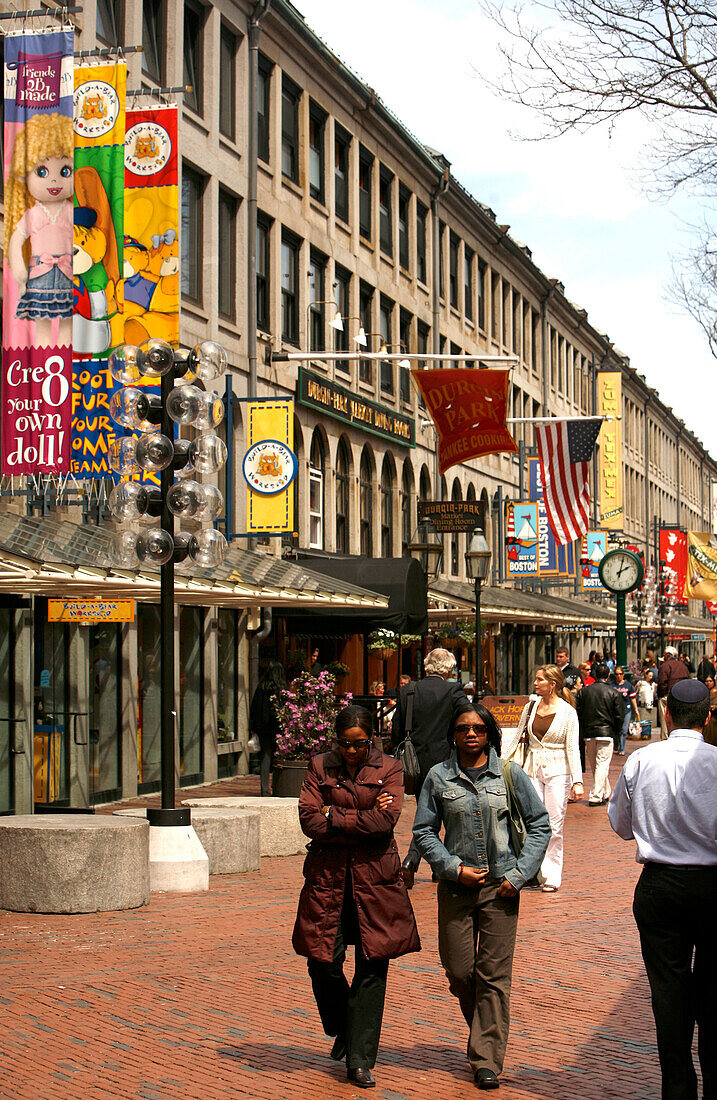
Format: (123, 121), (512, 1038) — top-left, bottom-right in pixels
(475, 576), (483, 700)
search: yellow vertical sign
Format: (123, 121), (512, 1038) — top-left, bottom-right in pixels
(245, 400), (295, 533)
(598, 372), (623, 529)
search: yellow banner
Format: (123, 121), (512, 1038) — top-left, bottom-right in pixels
(598, 371), (623, 529)
(48, 599), (135, 622)
(245, 400), (296, 534)
(684, 532), (717, 599)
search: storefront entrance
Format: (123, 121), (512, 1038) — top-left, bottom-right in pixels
(33, 613), (70, 809)
(0, 606), (16, 815)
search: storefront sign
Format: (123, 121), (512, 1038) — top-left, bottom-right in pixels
(685, 531), (717, 599)
(48, 599), (134, 622)
(482, 696), (530, 729)
(2, 29), (75, 475)
(412, 367), (516, 473)
(298, 367), (414, 446)
(659, 528), (688, 607)
(245, 399), (295, 534)
(581, 531), (607, 590)
(597, 372), (623, 529)
(418, 500), (485, 533)
(506, 502), (539, 576)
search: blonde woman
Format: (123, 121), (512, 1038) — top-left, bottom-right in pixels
(502, 665), (582, 893)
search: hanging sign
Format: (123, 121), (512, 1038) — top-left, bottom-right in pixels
(2, 28), (75, 475)
(412, 368), (517, 474)
(684, 532), (717, 600)
(581, 531), (607, 590)
(597, 372), (623, 529)
(659, 529), (688, 607)
(245, 400), (296, 534)
(528, 457), (557, 574)
(48, 599), (134, 622)
(506, 502), (539, 576)
(418, 500), (485, 533)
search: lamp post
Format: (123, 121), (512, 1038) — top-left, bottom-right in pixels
(407, 519), (444, 581)
(642, 560), (677, 654)
(465, 531), (492, 700)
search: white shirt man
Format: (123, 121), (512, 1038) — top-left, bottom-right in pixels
(608, 678), (717, 1100)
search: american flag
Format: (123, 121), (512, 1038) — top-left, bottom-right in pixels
(535, 419), (603, 545)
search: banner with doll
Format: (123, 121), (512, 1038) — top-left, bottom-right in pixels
(2, 28), (74, 475)
(123, 105), (179, 347)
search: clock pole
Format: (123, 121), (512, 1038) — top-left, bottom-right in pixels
(616, 592), (627, 667)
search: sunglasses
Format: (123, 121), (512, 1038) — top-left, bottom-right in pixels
(454, 723), (486, 735)
(336, 738), (371, 750)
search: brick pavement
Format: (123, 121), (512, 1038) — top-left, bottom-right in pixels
(0, 742), (672, 1100)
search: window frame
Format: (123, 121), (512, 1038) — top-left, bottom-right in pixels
(97, 0), (122, 46)
(449, 232), (459, 310)
(181, 163), (205, 304)
(256, 213), (271, 332)
(257, 53), (273, 163)
(335, 440), (350, 553)
(380, 463), (394, 557)
(379, 165), (394, 258)
(334, 264), (351, 363)
(359, 281), (374, 384)
(379, 296), (394, 395)
(217, 187), (238, 321)
(360, 451), (374, 557)
(334, 123), (350, 224)
(308, 101), (326, 204)
(358, 145), (373, 241)
(142, 0), (164, 84)
(464, 245), (474, 322)
(416, 202), (427, 284)
(183, 0), (205, 116)
(308, 249), (326, 352)
(219, 22), (238, 140)
(281, 231), (300, 345)
(398, 184), (410, 270)
(281, 74), (301, 184)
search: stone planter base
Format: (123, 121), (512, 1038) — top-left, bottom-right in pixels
(272, 760), (308, 798)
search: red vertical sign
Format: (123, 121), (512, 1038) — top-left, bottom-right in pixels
(659, 529), (689, 605)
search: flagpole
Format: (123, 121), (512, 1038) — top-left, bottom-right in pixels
(506, 416), (619, 424)
(270, 351), (518, 363)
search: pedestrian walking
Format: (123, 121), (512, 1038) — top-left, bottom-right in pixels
(390, 647), (466, 888)
(636, 669), (657, 732)
(292, 704), (420, 1090)
(555, 646), (580, 690)
(578, 661), (595, 687)
(679, 651), (695, 675)
(696, 652), (716, 683)
(249, 660), (286, 797)
(613, 666), (639, 754)
(412, 700), (550, 1090)
(608, 679), (717, 1100)
(576, 662), (624, 805)
(657, 645), (690, 739)
(502, 665), (582, 892)
(704, 674), (717, 747)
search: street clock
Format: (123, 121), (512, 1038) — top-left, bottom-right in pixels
(598, 548), (645, 595)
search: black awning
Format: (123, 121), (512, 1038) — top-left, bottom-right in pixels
(281, 553), (428, 635)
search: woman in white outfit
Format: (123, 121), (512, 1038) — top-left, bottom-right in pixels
(501, 665), (582, 893)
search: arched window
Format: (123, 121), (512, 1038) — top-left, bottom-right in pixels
(451, 478), (462, 576)
(360, 448), (374, 556)
(335, 438), (350, 553)
(401, 461), (414, 556)
(380, 457), (394, 557)
(309, 429), (325, 549)
(419, 465), (431, 504)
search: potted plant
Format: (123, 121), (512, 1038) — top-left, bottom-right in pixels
(367, 629), (398, 661)
(272, 670), (352, 797)
(326, 659), (351, 683)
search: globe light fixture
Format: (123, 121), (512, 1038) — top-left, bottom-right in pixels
(199, 484), (224, 520)
(109, 344), (141, 385)
(166, 479), (206, 519)
(188, 528), (228, 568)
(109, 386), (149, 429)
(108, 436), (140, 476)
(136, 432), (174, 472)
(188, 433), (228, 475)
(136, 528), (175, 566)
(166, 384), (202, 425)
(194, 390), (225, 429)
(108, 480), (149, 520)
(137, 337), (175, 378)
(109, 529), (139, 567)
(188, 340), (228, 382)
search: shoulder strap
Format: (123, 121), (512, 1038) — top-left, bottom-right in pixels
(501, 759), (516, 801)
(404, 683), (416, 739)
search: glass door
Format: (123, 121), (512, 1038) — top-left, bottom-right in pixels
(179, 606), (204, 786)
(89, 623), (121, 804)
(0, 607), (15, 814)
(34, 608), (70, 808)
(138, 603), (161, 793)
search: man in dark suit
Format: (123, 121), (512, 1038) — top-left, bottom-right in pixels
(391, 647), (466, 887)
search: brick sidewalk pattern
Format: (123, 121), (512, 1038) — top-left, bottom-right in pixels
(0, 743), (677, 1099)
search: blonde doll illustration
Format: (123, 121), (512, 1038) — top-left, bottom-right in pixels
(4, 112), (74, 348)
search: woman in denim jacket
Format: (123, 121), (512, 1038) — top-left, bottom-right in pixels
(413, 700), (550, 1091)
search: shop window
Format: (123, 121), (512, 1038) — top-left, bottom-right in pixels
(97, 0), (122, 45)
(360, 449), (374, 556)
(334, 124), (350, 223)
(219, 23), (237, 140)
(281, 231), (300, 345)
(89, 623), (121, 804)
(282, 75), (301, 183)
(401, 462), (413, 556)
(179, 606), (204, 785)
(257, 54), (272, 163)
(309, 432), (325, 550)
(142, 0), (163, 83)
(218, 188), (237, 321)
(183, 1), (204, 115)
(256, 214), (271, 332)
(217, 609), (238, 743)
(138, 603), (161, 791)
(359, 146), (373, 241)
(379, 166), (393, 257)
(309, 101), (326, 203)
(336, 439), (350, 552)
(416, 202), (427, 284)
(181, 164), (205, 303)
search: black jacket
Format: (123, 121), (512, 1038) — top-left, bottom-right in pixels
(391, 675), (467, 774)
(697, 657), (716, 684)
(559, 662), (581, 690)
(576, 680), (624, 744)
(249, 684), (279, 749)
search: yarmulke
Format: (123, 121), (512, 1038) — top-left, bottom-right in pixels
(669, 679), (709, 704)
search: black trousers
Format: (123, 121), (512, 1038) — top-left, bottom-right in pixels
(633, 863), (717, 1100)
(307, 880), (389, 1070)
(405, 770), (426, 869)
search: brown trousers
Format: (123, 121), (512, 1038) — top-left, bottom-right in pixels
(437, 880), (520, 1075)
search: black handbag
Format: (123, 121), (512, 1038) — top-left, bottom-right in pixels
(393, 684), (420, 794)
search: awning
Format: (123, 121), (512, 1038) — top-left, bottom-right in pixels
(280, 552), (429, 635)
(0, 515), (389, 611)
(428, 576), (630, 630)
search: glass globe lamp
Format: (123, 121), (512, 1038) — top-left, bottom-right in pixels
(136, 432), (174, 473)
(109, 387), (148, 429)
(109, 530), (139, 567)
(108, 480), (149, 520)
(109, 344), (141, 385)
(188, 528), (228, 568)
(166, 479), (206, 519)
(108, 436), (139, 476)
(136, 528), (174, 566)
(194, 390), (225, 429)
(136, 338), (175, 378)
(198, 484), (224, 520)
(188, 340), (227, 382)
(188, 433), (227, 475)
(166, 384), (202, 425)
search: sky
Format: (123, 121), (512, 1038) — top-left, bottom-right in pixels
(293, 0), (716, 456)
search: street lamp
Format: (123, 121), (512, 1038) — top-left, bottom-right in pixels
(408, 520), (444, 580)
(465, 530), (492, 700)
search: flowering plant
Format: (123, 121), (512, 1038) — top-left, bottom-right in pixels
(274, 671), (352, 761)
(368, 629), (398, 653)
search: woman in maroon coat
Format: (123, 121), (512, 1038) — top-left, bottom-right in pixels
(293, 704), (420, 1090)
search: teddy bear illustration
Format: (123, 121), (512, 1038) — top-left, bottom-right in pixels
(133, 131), (159, 159)
(122, 228), (178, 346)
(81, 93), (107, 121)
(72, 166), (123, 356)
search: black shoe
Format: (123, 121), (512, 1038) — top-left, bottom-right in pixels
(347, 1067), (376, 1088)
(401, 859), (416, 890)
(330, 1034), (346, 1061)
(474, 1068), (500, 1089)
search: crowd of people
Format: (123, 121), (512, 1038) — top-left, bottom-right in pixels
(250, 641), (716, 1095)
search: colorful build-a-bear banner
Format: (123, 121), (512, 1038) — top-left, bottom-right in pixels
(2, 29), (74, 475)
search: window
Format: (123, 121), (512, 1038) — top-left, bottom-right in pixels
(416, 321), (429, 409)
(399, 309), (412, 404)
(359, 282), (373, 384)
(217, 610), (238, 744)
(449, 232), (459, 309)
(336, 440), (350, 552)
(183, 2), (204, 115)
(398, 184), (410, 269)
(439, 220), (446, 299)
(379, 166), (393, 257)
(219, 24), (237, 139)
(282, 76), (300, 183)
(513, 292), (522, 357)
(380, 297), (393, 394)
(309, 102), (326, 203)
(401, 463), (413, 556)
(181, 165), (204, 302)
(334, 264), (351, 362)
(359, 146), (373, 240)
(502, 282), (511, 347)
(308, 251), (326, 352)
(451, 481), (462, 575)
(380, 461), (394, 557)
(142, 0), (163, 83)
(257, 54), (272, 163)
(97, 0), (122, 45)
(477, 260), (486, 330)
(309, 432), (325, 550)
(416, 202), (427, 283)
(360, 449), (374, 556)
(281, 232), (300, 344)
(491, 272), (500, 340)
(218, 188), (237, 320)
(256, 214), (271, 332)
(464, 246), (474, 322)
(334, 124), (350, 223)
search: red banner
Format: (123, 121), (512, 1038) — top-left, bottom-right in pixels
(659, 528), (688, 605)
(706, 600), (717, 616)
(411, 368), (517, 475)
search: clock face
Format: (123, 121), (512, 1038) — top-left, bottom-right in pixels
(598, 549), (644, 594)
